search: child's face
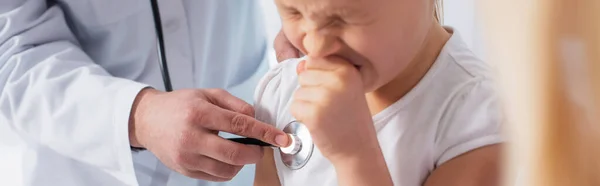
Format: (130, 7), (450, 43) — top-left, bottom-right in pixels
(276, 0), (435, 92)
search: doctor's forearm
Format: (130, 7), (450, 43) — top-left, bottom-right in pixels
(128, 87), (161, 148)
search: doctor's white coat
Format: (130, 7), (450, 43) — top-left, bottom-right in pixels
(0, 0), (270, 185)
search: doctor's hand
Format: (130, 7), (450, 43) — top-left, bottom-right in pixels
(290, 57), (382, 164)
(128, 88), (290, 182)
(274, 29), (301, 62)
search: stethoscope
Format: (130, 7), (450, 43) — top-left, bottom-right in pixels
(149, 0), (314, 169)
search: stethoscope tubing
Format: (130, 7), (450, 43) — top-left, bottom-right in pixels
(150, 0), (173, 92)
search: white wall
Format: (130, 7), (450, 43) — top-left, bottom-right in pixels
(442, 0), (486, 58)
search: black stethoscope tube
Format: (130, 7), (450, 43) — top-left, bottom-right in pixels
(149, 0), (271, 147)
(150, 0), (174, 92)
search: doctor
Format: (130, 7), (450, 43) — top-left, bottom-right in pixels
(0, 0), (300, 186)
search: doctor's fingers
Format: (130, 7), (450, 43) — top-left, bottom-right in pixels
(275, 30), (301, 62)
(203, 89), (254, 117)
(176, 154), (243, 181)
(179, 171), (230, 182)
(199, 105), (290, 147)
(198, 135), (265, 165)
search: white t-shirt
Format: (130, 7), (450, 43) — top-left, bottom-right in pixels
(253, 29), (503, 186)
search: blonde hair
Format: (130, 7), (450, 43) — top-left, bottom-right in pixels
(434, 0), (443, 24)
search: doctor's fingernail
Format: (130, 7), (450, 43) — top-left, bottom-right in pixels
(276, 134), (290, 147)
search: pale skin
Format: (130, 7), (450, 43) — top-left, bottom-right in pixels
(256, 0), (502, 185)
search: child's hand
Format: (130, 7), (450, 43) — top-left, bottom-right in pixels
(290, 57), (381, 164)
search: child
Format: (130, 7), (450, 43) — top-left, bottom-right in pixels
(253, 0), (503, 185)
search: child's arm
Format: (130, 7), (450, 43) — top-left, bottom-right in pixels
(253, 148), (281, 186)
(424, 145), (501, 186)
(290, 58), (394, 186)
(332, 147), (394, 186)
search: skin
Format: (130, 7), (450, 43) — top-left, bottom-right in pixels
(260, 0), (502, 185)
(274, 30), (302, 62)
(129, 88), (291, 182)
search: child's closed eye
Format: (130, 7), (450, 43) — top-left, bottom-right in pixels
(281, 8), (302, 19)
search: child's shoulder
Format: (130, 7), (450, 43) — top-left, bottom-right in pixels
(437, 30), (492, 80)
(422, 31), (495, 102)
(418, 31), (503, 166)
(253, 58), (303, 126)
(259, 58), (303, 87)
(254, 58), (302, 101)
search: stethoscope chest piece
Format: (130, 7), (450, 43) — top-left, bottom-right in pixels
(279, 121), (314, 170)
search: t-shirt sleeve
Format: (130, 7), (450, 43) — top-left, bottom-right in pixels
(434, 79), (504, 166)
(253, 59), (301, 127)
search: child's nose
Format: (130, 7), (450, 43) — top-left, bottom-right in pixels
(302, 31), (342, 58)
